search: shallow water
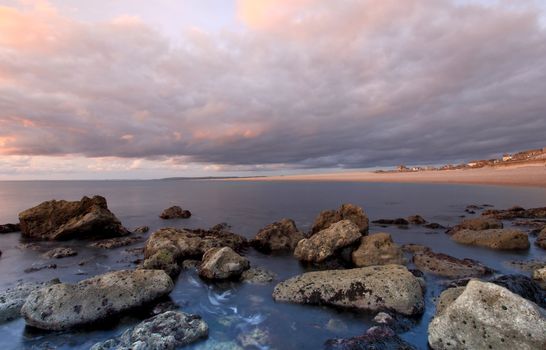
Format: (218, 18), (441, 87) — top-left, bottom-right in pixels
(0, 180), (545, 349)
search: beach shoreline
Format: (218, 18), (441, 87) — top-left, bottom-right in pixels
(230, 163), (546, 188)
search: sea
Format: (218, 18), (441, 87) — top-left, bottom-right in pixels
(0, 180), (545, 349)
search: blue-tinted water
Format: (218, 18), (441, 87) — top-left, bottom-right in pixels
(0, 180), (544, 349)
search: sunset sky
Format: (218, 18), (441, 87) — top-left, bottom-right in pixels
(1, 0), (545, 179)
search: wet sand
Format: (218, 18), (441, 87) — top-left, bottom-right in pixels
(236, 163), (546, 188)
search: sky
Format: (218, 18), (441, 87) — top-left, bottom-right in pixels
(0, 0), (545, 180)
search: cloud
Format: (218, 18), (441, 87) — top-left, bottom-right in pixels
(0, 0), (545, 177)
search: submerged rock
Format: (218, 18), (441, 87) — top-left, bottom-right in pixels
(0, 279), (60, 324)
(241, 267), (276, 284)
(21, 269), (174, 330)
(372, 218), (409, 226)
(407, 215), (427, 225)
(482, 206), (546, 220)
(451, 228), (529, 250)
(273, 265), (424, 316)
(428, 280), (546, 350)
(413, 250), (491, 278)
(90, 311), (208, 350)
(199, 247), (250, 280)
(18, 195), (128, 240)
(424, 222), (445, 230)
(89, 235), (142, 249)
(311, 204), (369, 235)
(294, 220), (362, 264)
(325, 326), (417, 350)
(251, 218), (304, 253)
(41, 247), (77, 259)
(132, 226), (149, 234)
(351, 233), (404, 267)
(0, 223), (20, 234)
(159, 206), (191, 219)
(142, 227), (247, 277)
(237, 327), (271, 349)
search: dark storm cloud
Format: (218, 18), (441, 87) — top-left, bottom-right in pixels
(1, 0), (545, 171)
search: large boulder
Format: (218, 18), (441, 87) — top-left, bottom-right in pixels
(251, 219), (304, 253)
(413, 250), (491, 278)
(90, 311), (208, 350)
(159, 206), (191, 219)
(0, 279), (60, 324)
(428, 280), (546, 350)
(351, 233), (404, 267)
(294, 220), (362, 264)
(273, 265), (424, 316)
(451, 229), (529, 250)
(311, 204), (369, 235)
(18, 196), (128, 240)
(142, 227), (247, 277)
(198, 247), (250, 280)
(21, 269), (173, 330)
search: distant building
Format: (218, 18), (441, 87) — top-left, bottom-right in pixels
(397, 165), (409, 172)
(502, 154), (512, 161)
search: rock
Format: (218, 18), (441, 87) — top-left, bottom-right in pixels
(533, 267), (546, 289)
(182, 259), (201, 270)
(373, 312), (394, 325)
(294, 220), (362, 264)
(142, 227), (247, 277)
(326, 318), (349, 332)
(90, 311), (208, 350)
(428, 280), (546, 350)
(413, 250), (491, 278)
(251, 218), (304, 253)
(311, 203), (369, 235)
(451, 228), (529, 250)
(401, 244), (431, 254)
(447, 217), (503, 234)
(504, 259), (546, 272)
(351, 233), (404, 267)
(273, 265), (424, 316)
(371, 218), (409, 226)
(241, 267), (276, 284)
(434, 287), (465, 316)
(0, 223), (20, 233)
(199, 247), (250, 280)
(18, 195), (128, 240)
(159, 206), (191, 219)
(536, 227), (546, 249)
(41, 247), (78, 259)
(489, 274), (546, 308)
(21, 269), (174, 330)
(0, 279), (60, 323)
(407, 215), (427, 225)
(195, 340), (243, 350)
(133, 226), (149, 234)
(325, 326), (417, 350)
(24, 264), (57, 273)
(237, 327), (270, 348)
(482, 206), (546, 220)
(89, 235), (142, 249)
(424, 222), (445, 229)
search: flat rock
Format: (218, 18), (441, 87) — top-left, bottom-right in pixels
(41, 247), (78, 259)
(159, 206), (191, 219)
(90, 311), (208, 350)
(251, 218), (304, 253)
(294, 220), (362, 264)
(372, 218), (409, 226)
(482, 206), (546, 220)
(351, 233), (404, 267)
(0, 223), (20, 234)
(0, 279), (60, 323)
(325, 326), (417, 350)
(447, 217), (503, 234)
(199, 247), (250, 280)
(428, 280), (546, 350)
(89, 235), (142, 249)
(311, 204), (369, 235)
(18, 195), (128, 240)
(21, 269), (174, 330)
(451, 228), (529, 250)
(413, 250), (491, 278)
(273, 265), (424, 316)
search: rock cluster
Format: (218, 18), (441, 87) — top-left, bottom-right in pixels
(311, 203), (369, 235)
(18, 195), (128, 240)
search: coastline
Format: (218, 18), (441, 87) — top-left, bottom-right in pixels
(230, 163), (546, 188)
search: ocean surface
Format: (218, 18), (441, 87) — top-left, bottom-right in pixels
(0, 180), (545, 349)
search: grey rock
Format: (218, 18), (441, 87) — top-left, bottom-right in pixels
(199, 247), (249, 280)
(434, 287), (465, 316)
(0, 279), (60, 323)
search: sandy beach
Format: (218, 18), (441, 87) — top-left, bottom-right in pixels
(236, 163), (546, 188)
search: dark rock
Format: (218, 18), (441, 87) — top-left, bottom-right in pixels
(198, 247), (250, 280)
(41, 247), (77, 259)
(423, 222), (445, 229)
(311, 204), (369, 235)
(489, 274), (546, 308)
(89, 235), (142, 249)
(90, 311), (208, 350)
(451, 228), (529, 250)
(21, 269), (174, 330)
(372, 218), (409, 226)
(407, 215), (427, 225)
(24, 264), (57, 273)
(413, 250), (492, 278)
(325, 326), (417, 350)
(210, 222), (231, 232)
(0, 223), (20, 234)
(132, 226), (149, 234)
(159, 206), (191, 219)
(251, 218), (304, 253)
(401, 244), (431, 254)
(18, 195), (128, 240)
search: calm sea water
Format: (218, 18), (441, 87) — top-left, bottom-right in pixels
(0, 180), (545, 350)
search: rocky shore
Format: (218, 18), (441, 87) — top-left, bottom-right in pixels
(0, 196), (545, 349)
